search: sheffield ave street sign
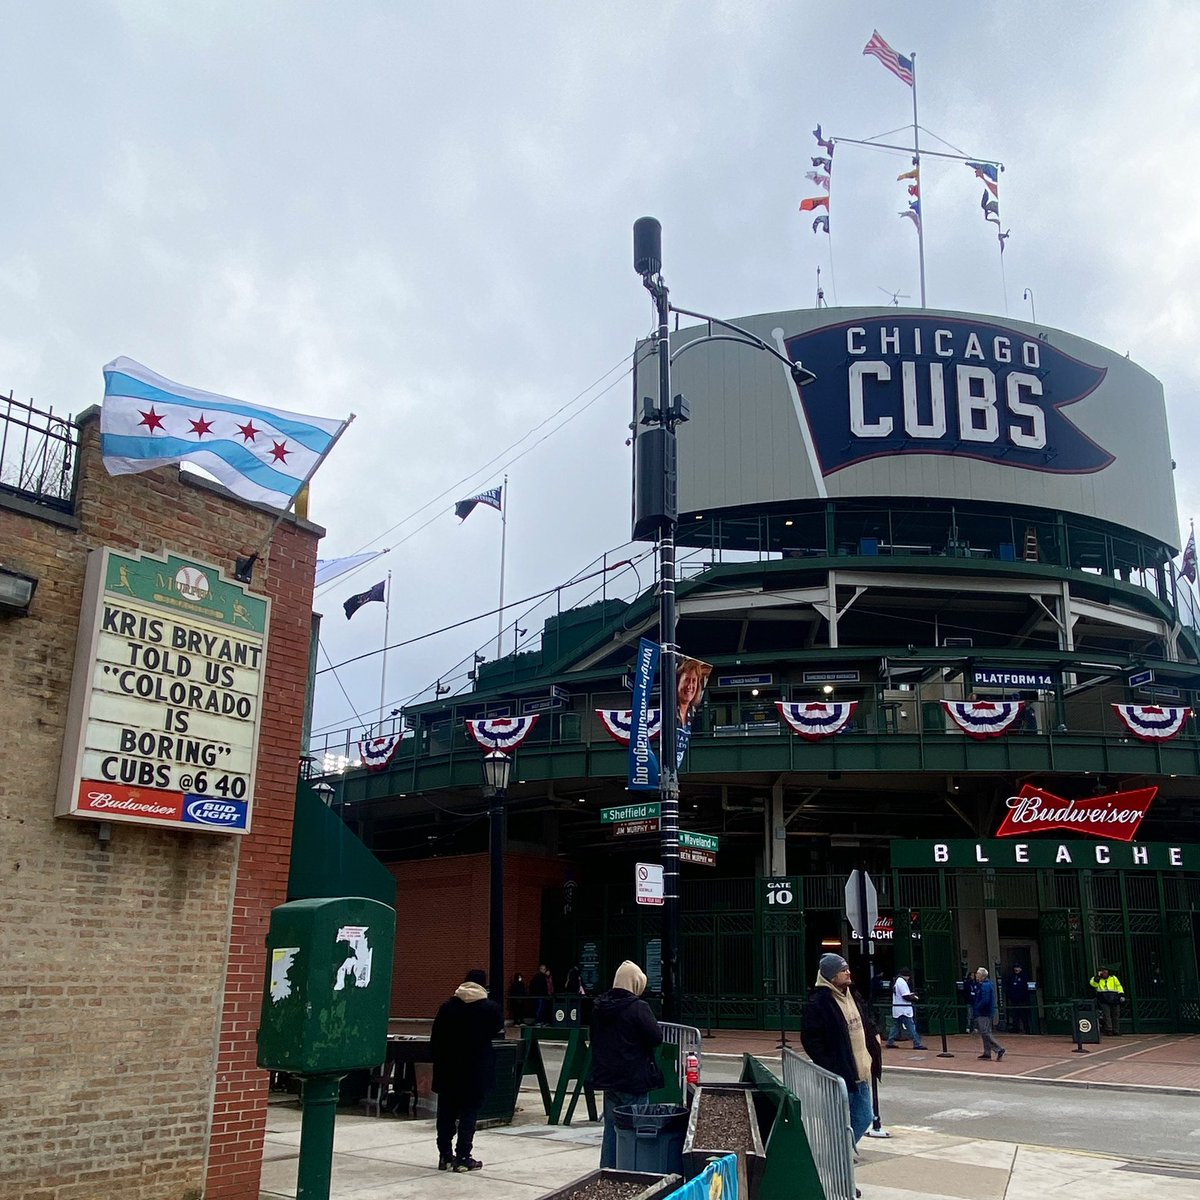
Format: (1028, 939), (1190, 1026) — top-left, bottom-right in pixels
(602, 802), (661, 824)
(892, 839), (1199, 871)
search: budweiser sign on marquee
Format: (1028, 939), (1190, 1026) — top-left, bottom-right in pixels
(995, 784), (1156, 842)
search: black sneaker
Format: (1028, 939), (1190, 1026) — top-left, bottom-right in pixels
(455, 1157), (484, 1172)
(438, 1156), (453, 1171)
(996, 1049), (1006, 1061)
(977, 1054), (992, 1060)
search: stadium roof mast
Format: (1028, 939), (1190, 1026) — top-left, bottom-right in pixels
(828, 45), (1003, 309)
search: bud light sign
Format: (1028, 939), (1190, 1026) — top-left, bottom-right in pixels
(784, 316), (1111, 476)
(182, 796), (250, 829)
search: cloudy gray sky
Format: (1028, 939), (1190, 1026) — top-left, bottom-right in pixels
(5, 2), (1198, 750)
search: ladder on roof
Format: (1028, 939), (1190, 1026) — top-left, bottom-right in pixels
(1024, 527), (1040, 562)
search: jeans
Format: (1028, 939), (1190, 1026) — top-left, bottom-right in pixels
(976, 1015), (1005, 1057)
(848, 1079), (874, 1145)
(435, 1092), (480, 1162)
(600, 1089), (649, 1168)
(887, 1014), (924, 1047)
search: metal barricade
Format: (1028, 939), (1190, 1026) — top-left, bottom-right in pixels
(782, 1046), (856, 1200)
(658, 1021), (703, 1092)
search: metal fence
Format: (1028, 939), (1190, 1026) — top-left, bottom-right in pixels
(0, 391), (76, 509)
(658, 1020), (702, 1093)
(782, 1046), (855, 1200)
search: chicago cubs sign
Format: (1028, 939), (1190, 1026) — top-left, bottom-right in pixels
(783, 315), (1111, 476)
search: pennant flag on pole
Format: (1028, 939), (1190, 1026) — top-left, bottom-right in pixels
(805, 171), (831, 190)
(316, 550), (386, 588)
(1179, 528), (1198, 583)
(966, 161), (1000, 197)
(455, 486), (503, 521)
(344, 579), (385, 620)
(101, 357), (346, 510)
(812, 214), (830, 234)
(812, 124), (835, 156)
(799, 196), (830, 212)
(863, 30), (914, 86)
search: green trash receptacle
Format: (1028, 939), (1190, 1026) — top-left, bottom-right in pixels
(614, 1103), (688, 1177)
(1073, 1001), (1101, 1044)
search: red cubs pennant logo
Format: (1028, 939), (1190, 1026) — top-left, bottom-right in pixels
(996, 783), (1156, 842)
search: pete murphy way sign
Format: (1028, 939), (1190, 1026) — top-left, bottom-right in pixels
(658, 307), (1179, 549)
(56, 548), (269, 833)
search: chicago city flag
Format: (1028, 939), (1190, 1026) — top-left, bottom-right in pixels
(101, 357), (347, 509)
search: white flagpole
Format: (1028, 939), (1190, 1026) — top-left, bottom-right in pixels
(379, 571), (391, 728)
(910, 50), (927, 308)
(496, 475), (508, 659)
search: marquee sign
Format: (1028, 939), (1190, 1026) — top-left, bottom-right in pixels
(892, 839), (1196, 871)
(784, 315), (1111, 476)
(972, 665), (1058, 690)
(56, 548), (269, 833)
(995, 783), (1156, 842)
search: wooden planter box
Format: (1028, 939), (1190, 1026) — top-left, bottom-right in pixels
(683, 1083), (767, 1199)
(536, 1168), (682, 1200)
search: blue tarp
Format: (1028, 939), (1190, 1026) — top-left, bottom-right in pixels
(665, 1153), (739, 1199)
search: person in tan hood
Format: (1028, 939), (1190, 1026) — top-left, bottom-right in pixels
(589, 960), (664, 1168)
(800, 953), (882, 1147)
(431, 968), (503, 1172)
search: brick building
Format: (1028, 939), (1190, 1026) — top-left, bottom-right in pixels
(0, 400), (322, 1199)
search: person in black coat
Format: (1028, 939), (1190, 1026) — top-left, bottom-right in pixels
(431, 968), (504, 1173)
(1004, 965), (1032, 1033)
(589, 960), (664, 1168)
(508, 972), (528, 1025)
(801, 953), (882, 1147)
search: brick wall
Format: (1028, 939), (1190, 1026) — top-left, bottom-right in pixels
(0, 414), (321, 1200)
(388, 852), (565, 1016)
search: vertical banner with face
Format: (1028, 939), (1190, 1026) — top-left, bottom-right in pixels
(627, 637), (660, 791)
(675, 655), (713, 769)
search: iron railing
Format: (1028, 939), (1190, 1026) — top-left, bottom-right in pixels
(0, 391), (76, 510)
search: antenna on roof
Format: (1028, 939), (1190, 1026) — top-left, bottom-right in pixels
(815, 265), (827, 308)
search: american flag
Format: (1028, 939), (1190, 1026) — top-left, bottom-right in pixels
(863, 30), (914, 86)
(1181, 528), (1196, 583)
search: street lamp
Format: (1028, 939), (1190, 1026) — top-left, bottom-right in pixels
(481, 749), (513, 1007)
(633, 216), (816, 1022)
(313, 781), (335, 806)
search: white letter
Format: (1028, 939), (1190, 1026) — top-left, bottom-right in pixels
(1006, 372), (1046, 449)
(934, 329), (953, 357)
(1132, 846), (1149, 864)
(975, 844), (990, 863)
(964, 332), (985, 360)
(902, 362), (947, 439)
(1015, 844), (1029, 863)
(913, 328), (923, 355)
(1170, 848), (1183, 866)
(880, 326), (900, 354)
(1056, 845), (1073, 863)
(1022, 341), (1040, 368)
(849, 362), (893, 437)
(993, 336), (1011, 364)
(933, 843), (949, 863)
(847, 327), (867, 355)
(957, 366), (999, 442)
(1095, 845), (1110, 864)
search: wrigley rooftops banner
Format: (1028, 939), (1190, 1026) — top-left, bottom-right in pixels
(55, 548), (270, 834)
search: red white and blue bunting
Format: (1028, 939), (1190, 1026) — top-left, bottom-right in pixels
(941, 700), (1023, 738)
(1111, 704), (1192, 742)
(465, 715), (540, 752)
(596, 709), (662, 745)
(776, 701), (858, 739)
(358, 734), (404, 771)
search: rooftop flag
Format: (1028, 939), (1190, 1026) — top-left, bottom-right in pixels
(967, 160), (1000, 197)
(316, 550), (386, 588)
(799, 196), (830, 212)
(812, 214), (830, 234)
(1181, 527), (1197, 583)
(101, 357), (347, 510)
(812, 124), (835, 157)
(455, 486), (503, 522)
(863, 30), (914, 86)
(344, 579), (385, 620)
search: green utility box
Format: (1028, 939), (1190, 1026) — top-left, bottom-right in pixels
(256, 897), (396, 1075)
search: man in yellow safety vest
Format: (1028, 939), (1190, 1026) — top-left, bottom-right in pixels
(1089, 967), (1126, 1035)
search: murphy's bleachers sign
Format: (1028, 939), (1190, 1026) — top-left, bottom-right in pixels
(892, 840), (1197, 871)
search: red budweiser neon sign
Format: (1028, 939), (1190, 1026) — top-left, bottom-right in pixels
(995, 784), (1156, 842)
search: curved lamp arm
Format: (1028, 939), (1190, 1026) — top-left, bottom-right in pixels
(667, 304), (816, 386)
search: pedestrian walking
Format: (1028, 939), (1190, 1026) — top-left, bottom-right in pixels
(589, 960), (664, 1169)
(430, 968), (504, 1173)
(800, 953), (883, 1147)
(885, 968), (927, 1049)
(1004, 965), (1032, 1034)
(508, 972), (528, 1026)
(1089, 966), (1126, 1035)
(971, 967), (1006, 1062)
(530, 962), (554, 1023)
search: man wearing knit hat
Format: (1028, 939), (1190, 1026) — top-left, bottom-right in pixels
(801, 953), (882, 1146)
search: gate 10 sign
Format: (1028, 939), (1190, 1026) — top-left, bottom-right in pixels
(55, 547), (270, 834)
(763, 876), (800, 906)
